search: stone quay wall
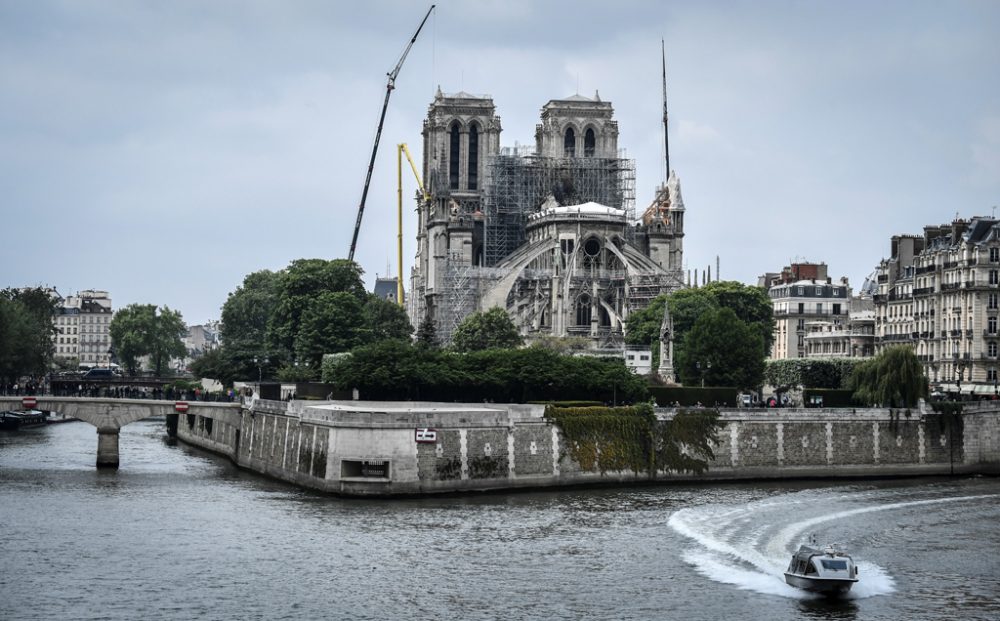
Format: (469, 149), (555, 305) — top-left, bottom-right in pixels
(173, 400), (1000, 497)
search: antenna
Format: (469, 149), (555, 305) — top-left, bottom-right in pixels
(662, 39), (670, 182)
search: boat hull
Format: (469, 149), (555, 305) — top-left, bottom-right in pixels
(784, 572), (857, 595)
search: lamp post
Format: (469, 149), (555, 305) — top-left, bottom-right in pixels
(956, 365), (964, 402)
(696, 361), (712, 388)
(253, 356), (269, 384)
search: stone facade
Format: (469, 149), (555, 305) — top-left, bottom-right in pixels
(163, 399), (1000, 497)
(873, 217), (1000, 395)
(409, 90), (685, 349)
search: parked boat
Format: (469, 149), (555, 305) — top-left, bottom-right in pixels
(784, 543), (859, 596)
(0, 409), (48, 431)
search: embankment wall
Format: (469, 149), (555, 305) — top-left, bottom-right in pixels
(174, 400), (1000, 496)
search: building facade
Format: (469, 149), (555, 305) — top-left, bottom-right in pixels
(53, 290), (113, 369)
(762, 263), (851, 359)
(803, 297), (875, 358)
(873, 217), (1000, 396)
(409, 89), (685, 349)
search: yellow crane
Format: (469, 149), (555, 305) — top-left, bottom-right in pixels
(397, 143), (430, 306)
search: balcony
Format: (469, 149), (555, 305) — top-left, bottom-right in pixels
(912, 287), (934, 296)
(986, 330), (999, 338)
(941, 282), (961, 291)
(950, 329), (962, 337)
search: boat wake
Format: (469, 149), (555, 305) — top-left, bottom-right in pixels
(667, 490), (998, 600)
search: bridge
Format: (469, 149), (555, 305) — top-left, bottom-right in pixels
(0, 396), (240, 468)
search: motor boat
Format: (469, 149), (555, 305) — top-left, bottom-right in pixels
(784, 542), (859, 596)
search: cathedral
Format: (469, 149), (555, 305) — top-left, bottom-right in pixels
(409, 88), (686, 351)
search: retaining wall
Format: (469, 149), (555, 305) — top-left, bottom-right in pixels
(173, 400), (1000, 497)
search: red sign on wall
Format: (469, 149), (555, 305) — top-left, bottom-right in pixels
(175, 402), (189, 413)
(22, 396), (37, 409)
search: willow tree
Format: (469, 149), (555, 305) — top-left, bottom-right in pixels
(848, 345), (927, 407)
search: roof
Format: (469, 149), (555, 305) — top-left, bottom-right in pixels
(373, 277), (402, 300)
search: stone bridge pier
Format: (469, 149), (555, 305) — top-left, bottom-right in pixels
(0, 396), (240, 468)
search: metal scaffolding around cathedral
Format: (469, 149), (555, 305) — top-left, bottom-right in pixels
(409, 87), (686, 350)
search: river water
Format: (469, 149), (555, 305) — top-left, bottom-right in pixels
(1, 420), (998, 621)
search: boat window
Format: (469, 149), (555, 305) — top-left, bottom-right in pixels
(805, 561), (818, 575)
(821, 560), (849, 571)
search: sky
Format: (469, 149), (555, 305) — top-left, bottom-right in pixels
(2, 0), (998, 325)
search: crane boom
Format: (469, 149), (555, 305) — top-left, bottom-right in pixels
(347, 4), (435, 262)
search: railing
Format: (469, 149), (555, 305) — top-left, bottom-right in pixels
(986, 330), (999, 338)
(941, 282), (961, 291)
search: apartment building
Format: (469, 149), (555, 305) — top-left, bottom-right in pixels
(53, 290), (113, 369)
(873, 217), (1000, 395)
(761, 262), (851, 359)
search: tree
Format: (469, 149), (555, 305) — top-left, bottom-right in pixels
(415, 314), (438, 348)
(676, 307), (765, 390)
(360, 295), (412, 344)
(268, 259), (366, 355)
(149, 307), (187, 376)
(699, 281), (775, 353)
(0, 288), (57, 379)
(110, 304), (156, 375)
(293, 292), (365, 366)
(451, 307), (523, 352)
(848, 345), (927, 407)
(109, 304), (186, 375)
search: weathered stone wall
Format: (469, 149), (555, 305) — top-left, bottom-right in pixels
(172, 401), (1000, 497)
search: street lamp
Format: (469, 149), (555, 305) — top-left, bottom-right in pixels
(696, 360), (712, 387)
(956, 365), (965, 401)
(253, 356), (269, 384)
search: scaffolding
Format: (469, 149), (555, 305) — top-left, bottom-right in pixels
(483, 148), (636, 266)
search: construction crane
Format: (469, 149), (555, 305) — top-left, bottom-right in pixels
(347, 4), (435, 263)
(397, 143), (430, 306)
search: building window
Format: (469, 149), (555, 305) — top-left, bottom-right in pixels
(990, 293), (998, 310)
(797, 286), (804, 295)
(991, 247), (999, 263)
(989, 367), (998, 382)
(798, 303), (804, 314)
(584, 128), (595, 157)
(991, 270), (999, 285)
(989, 317), (998, 335)
(989, 342), (998, 358)
(564, 127), (575, 157)
(467, 124), (479, 190)
(816, 303), (824, 314)
(575, 295), (592, 326)
(449, 122), (460, 190)
(833, 303), (841, 315)
(815, 286), (822, 295)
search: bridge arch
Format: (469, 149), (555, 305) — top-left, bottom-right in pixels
(0, 396), (240, 468)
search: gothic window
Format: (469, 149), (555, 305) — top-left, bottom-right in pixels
(576, 294), (592, 326)
(449, 122), (460, 190)
(468, 124), (479, 190)
(564, 127), (575, 157)
(584, 128), (595, 157)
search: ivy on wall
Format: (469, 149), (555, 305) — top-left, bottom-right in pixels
(545, 404), (723, 476)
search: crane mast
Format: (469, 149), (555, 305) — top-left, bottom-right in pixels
(347, 4), (435, 262)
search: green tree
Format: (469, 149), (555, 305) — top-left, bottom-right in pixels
(268, 259), (366, 355)
(149, 307), (187, 376)
(293, 291), (365, 366)
(109, 304), (186, 376)
(848, 345), (927, 407)
(415, 314), (438, 348)
(451, 307), (523, 352)
(677, 307), (765, 390)
(699, 281), (775, 352)
(110, 304), (156, 375)
(0, 288), (57, 378)
(360, 295), (413, 344)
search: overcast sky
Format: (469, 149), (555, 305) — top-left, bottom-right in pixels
(2, 0), (998, 324)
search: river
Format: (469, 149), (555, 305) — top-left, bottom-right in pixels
(1, 419), (998, 620)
